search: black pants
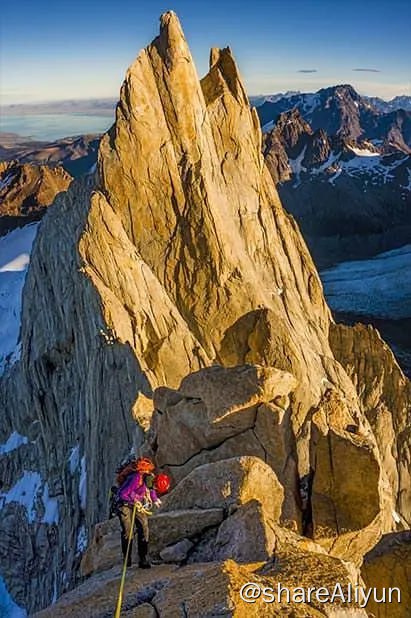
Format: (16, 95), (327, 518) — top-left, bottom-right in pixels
(118, 503), (149, 564)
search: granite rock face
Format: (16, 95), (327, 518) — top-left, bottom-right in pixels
(0, 11), (409, 614)
(330, 323), (411, 527)
(361, 531), (411, 618)
(36, 554), (368, 617)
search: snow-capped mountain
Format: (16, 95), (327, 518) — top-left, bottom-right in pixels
(253, 90), (411, 115)
(262, 107), (411, 268)
(364, 95), (411, 114)
(249, 90), (301, 107)
(257, 84), (411, 152)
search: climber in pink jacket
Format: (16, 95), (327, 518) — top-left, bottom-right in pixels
(118, 471), (160, 506)
(116, 457), (161, 568)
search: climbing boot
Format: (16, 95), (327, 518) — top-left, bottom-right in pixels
(138, 539), (151, 569)
(121, 537), (132, 567)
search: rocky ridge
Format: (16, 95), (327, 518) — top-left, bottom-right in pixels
(0, 160), (72, 235)
(36, 364), (408, 616)
(0, 11), (409, 616)
(0, 134), (100, 177)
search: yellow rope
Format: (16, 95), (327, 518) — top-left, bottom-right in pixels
(114, 502), (137, 618)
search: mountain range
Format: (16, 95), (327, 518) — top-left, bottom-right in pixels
(259, 85), (411, 251)
(251, 90), (411, 114)
(2, 89), (410, 119)
(257, 84), (411, 151)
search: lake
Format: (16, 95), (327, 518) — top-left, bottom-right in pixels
(0, 114), (113, 141)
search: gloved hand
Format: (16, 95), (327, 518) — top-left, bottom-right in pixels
(154, 499), (162, 508)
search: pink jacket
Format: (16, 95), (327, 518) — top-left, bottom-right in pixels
(118, 472), (159, 505)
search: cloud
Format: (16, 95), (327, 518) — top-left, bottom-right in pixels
(297, 69), (318, 73)
(352, 68), (381, 73)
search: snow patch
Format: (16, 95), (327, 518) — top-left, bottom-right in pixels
(0, 224), (39, 375)
(79, 456), (87, 510)
(349, 146), (379, 158)
(321, 244), (411, 319)
(68, 445), (80, 474)
(0, 431), (28, 455)
(0, 471), (59, 524)
(289, 145), (307, 187)
(76, 524), (88, 553)
(41, 483), (59, 525)
(301, 93), (320, 115)
(0, 471), (41, 522)
(0, 576), (27, 617)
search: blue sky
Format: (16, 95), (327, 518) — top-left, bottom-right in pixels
(1, 0), (410, 104)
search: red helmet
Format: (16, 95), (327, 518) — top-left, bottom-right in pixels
(136, 457), (155, 473)
(154, 473), (171, 495)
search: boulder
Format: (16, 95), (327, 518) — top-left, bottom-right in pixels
(309, 390), (391, 563)
(361, 531), (411, 618)
(214, 500), (276, 562)
(330, 322), (411, 527)
(159, 539), (194, 563)
(123, 604), (157, 618)
(147, 365), (300, 528)
(162, 456), (284, 524)
(178, 364), (297, 416)
(152, 364), (297, 468)
(81, 508), (224, 576)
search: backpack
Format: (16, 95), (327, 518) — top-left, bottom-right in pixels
(108, 459), (155, 517)
(116, 458), (138, 486)
(108, 458), (137, 518)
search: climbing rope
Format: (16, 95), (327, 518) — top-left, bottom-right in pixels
(114, 500), (154, 617)
(114, 502), (137, 618)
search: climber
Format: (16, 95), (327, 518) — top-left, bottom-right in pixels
(115, 457), (169, 569)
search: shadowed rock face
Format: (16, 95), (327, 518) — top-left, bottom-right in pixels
(0, 11), (409, 614)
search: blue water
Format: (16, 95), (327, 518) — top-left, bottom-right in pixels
(0, 114), (113, 141)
